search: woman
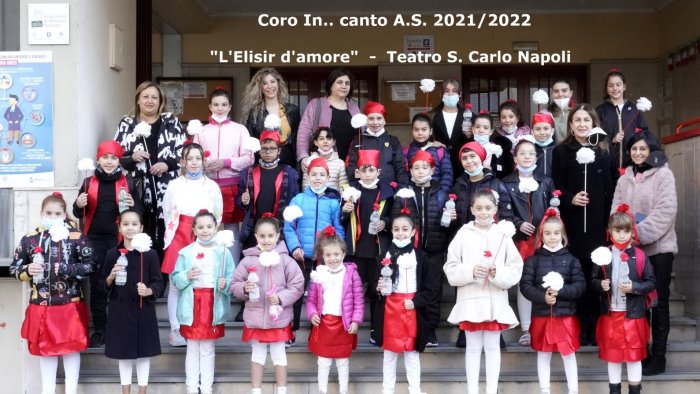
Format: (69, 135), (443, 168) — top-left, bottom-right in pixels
(114, 81), (186, 260)
(296, 68), (361, 167)
(552, 103), (618, 346)
(432, 77), (470, 180)
(241, 67), (300, 167)
(612, 129), (677, 376)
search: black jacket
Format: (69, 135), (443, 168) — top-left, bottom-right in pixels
(489, 134), (515, 180)
(520, 247), (586, 317)
(451, 171), (514, 229)
(534, 142), (555, 178)
(595, 100), (648, 167)
(346, 131), (409, 190)
(432, 106), (469, 180)
(392, 181), (449, 252)
(502, 172), (555, 242)
(244, 102), (301, 167)
(341, 179), (395, 257)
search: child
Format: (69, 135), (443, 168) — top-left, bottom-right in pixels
(531, 112), (556, 177)
(444, 189), (524, 394)
(194, 87), (254, 265)
(306, 226), (364, 394)
(73, 140), (143, 348)
(346, 101), (409, 189)
(471, 111), (515, 180)
(162, 142), (223, 346)
(496, 99), (532, 148)
(547, 80), (575, 143)
(502, 136), (555, 345)
(4, 93), (23, 144)
(303, 127), (348, 192)
(11, 192), (95, 394)
(404, 113), (453, 194)
(102, 209), (162, 394)
(172, 210), (234, 394)
(520, 209), (586, 394)
(593, 204), (656, 394)
(285, 157), (345, 345)
(341, 149), (395, 343)
(232, 215), (304, 394)
(374, 213), (439, 394)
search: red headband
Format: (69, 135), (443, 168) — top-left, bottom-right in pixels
(410, 150), (435, 167)
(357, 149), (380, 168)
(96, 140), (125, 160)
(531, 113), (554, 127)
(363, 101), (386, 117)
(536, 208), (564, 248)
(308, 157), (329, 174)
(612, 203), (638, 243)
(260, 130), (281, 147)
(459, 141), (487, 163)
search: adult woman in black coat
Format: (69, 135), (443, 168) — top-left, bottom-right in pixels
(432, 77), (471, 180)
(552, 103), (618, 345)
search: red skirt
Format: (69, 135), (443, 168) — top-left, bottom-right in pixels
(162, 215), (194, 274)
(383, 293), (417, 353)
(220, 184), (244, 223)
(242, 324), (293, 343)
(459, 320), (510, 332)
(596, 311), (650, 362)
(21, 301), (89, 356)
(180, 288), (225, 340)
(530, 315), (580, 356)
(309, 315), (357, 358)
(515, 238), (536, 260)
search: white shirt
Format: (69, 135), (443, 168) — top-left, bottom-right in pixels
(442, 111), (458, 139)
(610, 248), (627, 311)
(322, 265), (345, 316)
(192, 244), (216, 289)
(394, 250), (418, 294)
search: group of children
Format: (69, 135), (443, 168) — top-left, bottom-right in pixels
(11, 73), (657, 394)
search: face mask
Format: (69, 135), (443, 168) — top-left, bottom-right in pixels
(211, 114), (229, 124)
(543, 242), (563, 252)
(392, 238), (411, 248)
(411, 174), (432, 185)
(42, 217), (65, 229)
(359, 179), (379, 189)
(186, 169), (203, 179)
(259, 158), (280, 168)
(612, 239), (631, 251)
(317, 147), (334, 156)
(554, 98), (570, 110)
(535, 137), (553, 147)
(516, 164), (537, 174)
(197, 237), (216, 245)
(503, 126), (518, 135)
(310, 185), (328, 195)
(475, 217), (494, 227)
(465, 165), (483, 177)
(442, 95), (459, 108)
(474, 134), (490, 145)
(366, 128), (385, 137)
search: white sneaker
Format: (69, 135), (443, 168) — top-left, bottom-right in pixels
(169, 330), (187, 347)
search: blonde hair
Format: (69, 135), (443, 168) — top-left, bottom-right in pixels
(241, 68), (289, 125)
(130, 81), (167, 119)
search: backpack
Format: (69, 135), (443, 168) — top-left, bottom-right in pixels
(634, 246), (658, 308)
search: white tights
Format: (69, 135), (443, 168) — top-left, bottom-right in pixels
(167, 276), (180, 332)
(465, 330), (501, 394)
(39, 353), (80, 394)
(186, 339), (216, 393)
(383, 350), (422, 394)
(250, 340), (287, 366)
(317, 356), (350, 393)
(517, 285), (532, 331)
(118, 358), (151, 386)
(608, 361), (642, 384)
(537, 352), (578, 394)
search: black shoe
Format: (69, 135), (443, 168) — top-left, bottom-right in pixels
(234, 306), (244, 322)
(89, 331), (105, 348)
(369, 330), (377, 345)
(629, 383), (642, 394)
(285, 335), (296, 348)
(426, 330), (438, 347)
(642, 355), (666, 376)
(500, 334), (506, 349)
(456, 330), (466, 348)
(609, 383), (622, 394)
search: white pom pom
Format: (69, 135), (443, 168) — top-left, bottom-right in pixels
(636, 97), (652, 112)
(259, 251), (281, 267)
(351, 113), (368, 128)
(419, 78), (436, 93)
(215, 230), (235, 247)
(491, 190), (500, 204)
(310, 265), (330, 284)
(496, 220), (516, 238)
(542, 271), (564, 291)
(395, 188), (415, 199)
(77, 158), (95, 171)
(532, 89), (549, 105)
(576, 147), (596, 164)
(518, 177), (539, 193)
(515, 135), (537, 145)
(187, 119), (203, 135)
(341, 186), (362, 202)
(264, 114), (282, 130)
(283, 205), (304, 222)
(304, 153), (319, 166)
(133, 121), (152, 138)
(591, 246), (612, 266)
(48, 224), (69, 242)
(132, 233), (153, 252)
(242, 137), (261, 153)
(486, 143), (503, 158)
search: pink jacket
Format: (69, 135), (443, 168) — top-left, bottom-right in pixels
(305, 263), (364, 331)
(194, 119), (253, 186)
(296, 97), (361, 162)
(231, 241), (304, 329)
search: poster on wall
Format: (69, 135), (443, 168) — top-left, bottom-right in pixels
(0, 51), (54, 188)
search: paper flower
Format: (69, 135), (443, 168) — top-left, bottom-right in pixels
(448, 193), (457, 200)
(518, 177), (539, 193)
(373, 203), (380, 211)
(542, 271), (564, 291)
(215, 230), (235, 247)
(390, 181), (398, 189)
(465, 103), (473, 110)
(264, 113), (282, 130)
(186, 119), (203, 135)
(486, 143), (503, 158)
(591, 246), (612, 266)
(552, 190), (562, 197)
(133, 121), (152, 138)
(496, 220), (516, 238)
(575, 147), (595, 165)
(259, 251), (281, 267)
(310, 264), (331, 284)
(118, 248), (128, 255)
(196, 252), (205, 259)
(588, 127), (607, 137)
(49, 224), (69, 242)
(351, 113), (368, 128)
(204, 150), (211, 158)
(636, 97), (652, 112)
(620, 252), (629, 262)
(283, 205), (303, 222)
(395, 188), (415, 199)
(532, 89), (549, 105)
(33, 246), (43, 254)
(132, 233), (153, 253)
(77, 158), (95, 171)
(419, 78), (436, 93)
(484, 250), (492, 257)
(491, 190), (500, 204)
(381, 258), (391, 266)
(242, 137), (261, 153)
(341, 186), (361, 202)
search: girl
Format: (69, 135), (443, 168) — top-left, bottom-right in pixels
(171, 210), (234, 394)
(471, 111), (515, 180)
(162, 142), (223, 346)
(520, 209), (586, 394)
(552, 103), (618, 346)
(496, 99), (532, 149)
(194, 87), (254, 265)
(232, 215), (304, 394)
(531, 112), (556, 177)
(303, 127), (348, 192)
(444, 189), (523, 394)
(594, 205), (656, 394)
(502, 136), (555, 345)
(11, 192), (95, 394)
(306, 226), (364, 394)
(547, 80), (575, 143)
(103, 209), (162, 394)
(374, 213), (439, 394)
(404, 113), (453, 194)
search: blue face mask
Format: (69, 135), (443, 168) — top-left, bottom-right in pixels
(474, 134), (490, 145)
(41, 217), (65, 229)
(186, 169), (203, 179)
(392, 238), (412, 248)
(517, 164), (537, 174)
(442, 95), (459, 108)
(310, 185), (328, 195)
(535, 138), (553, 147)
(465, 165), (484, 177)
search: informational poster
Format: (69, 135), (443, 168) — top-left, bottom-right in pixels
(403, 35), (434, 54)
(27, 3), (70, 45)
(0, 51), (54, 187)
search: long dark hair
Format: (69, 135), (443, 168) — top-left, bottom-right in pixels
(562, 103), (610, 154)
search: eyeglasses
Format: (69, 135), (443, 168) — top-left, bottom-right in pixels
(260, 147), (279, 153)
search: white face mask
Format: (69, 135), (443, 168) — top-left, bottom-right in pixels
(411, 174), (432, 185)
(359, 179), (379, 189)
(211, 114), (228, 123)
(392, 238), (411, 248)
(41, 217), (65, 229)
(475, 217), (494, 227)
(554, 98), (570, 110)
(310, 185), (328, 194)
(317, 147), (334, 155)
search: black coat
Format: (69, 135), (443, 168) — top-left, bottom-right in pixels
(489, 134), (515, 180)
(341, 180), (395, 257)
(591, 246), (656, 319)
(244, 102), (301, 167)
(432, 106), (469, 180)
(372, 246), (440, 353)
(520, 247), (586, 317)
(551, 142), (618, 259)
(102, 247), (163, 359)
(534, 143), (555, 178)
(392, 181), (449, 252)
(451, 171), (515, 229)
(595, 100), (648, 167)
(346, 132), (409, 189)
(502, 172), (555, 242)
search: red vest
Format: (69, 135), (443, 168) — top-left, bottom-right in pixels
(83, 175), (129, 234)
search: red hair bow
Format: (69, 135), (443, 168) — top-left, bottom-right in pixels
(215, 85), (226, 91)
(261, 212), (275, 218)
(506, 98), (517, 104)
(52, 191), (63, 198)
(322, 226), (336, 238)
(544, 208), (559, 218)
(183, 139), (193, 146)
(400, 208), (411, 215)
(479, 109), (489, 115)
(616, 203), (630, 213)
(381, 258), (391, 266)
(610, 68), (621, 73)
(198, 209), (209, 214)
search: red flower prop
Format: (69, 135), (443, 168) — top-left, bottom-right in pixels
(247, 266), (257, 273)
(381, 258), (391, 266)
(196, 252), (204, 259)
(204, 150), (211, 158)
(465, 103), (473, 109)
(620, 252), (629, 262)
(322, 226), (336, 237)
(552, 190), (562, 197)
(448, 193), (457, 200)
(33, 246), (43, 254)
(389, 181), (398, 189)
(118, 248), (128, 255)
(618, 168), (626, 176)
(616, 203), (630, 213)
(400, 207), (411, 215)
(373, 203), (380, 211)
(484, 250), (492, 258)
(634, 127), (642, 133)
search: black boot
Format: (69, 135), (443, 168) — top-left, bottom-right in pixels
(629, 383), (642, 394)
(643, 355), (666, 376)
(234, 303), (245, 322)
(609, 383), (622, 394)
(456, 330), (466, 348)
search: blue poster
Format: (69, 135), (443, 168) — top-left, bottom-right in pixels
(0, 51), (53, 187)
